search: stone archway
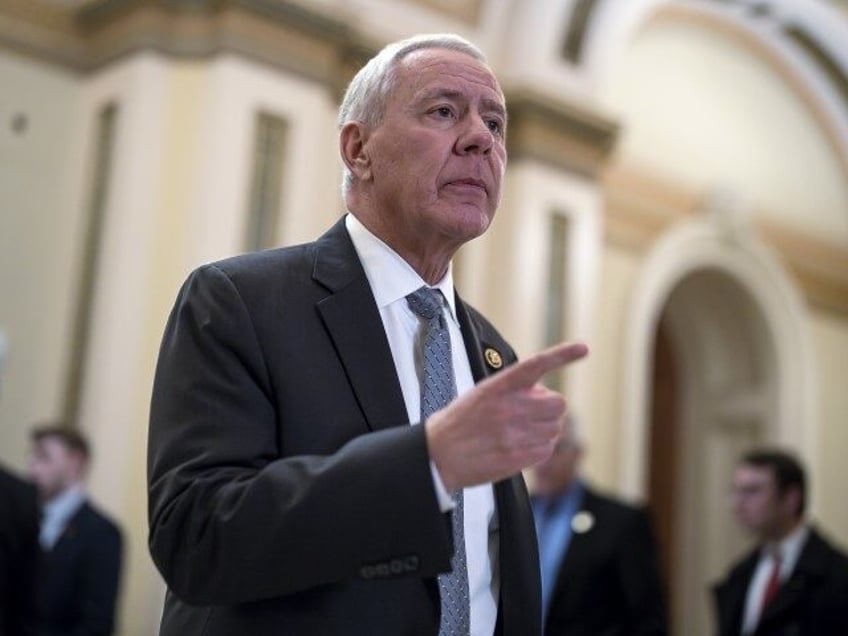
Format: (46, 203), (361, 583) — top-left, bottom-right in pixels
(619, 212), (816, 635)
(649, 266), (779, 635)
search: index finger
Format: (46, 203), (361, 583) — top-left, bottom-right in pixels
(490, 342), (589, 391)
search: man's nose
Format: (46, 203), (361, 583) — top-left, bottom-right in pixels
(456, 114), (494, 155)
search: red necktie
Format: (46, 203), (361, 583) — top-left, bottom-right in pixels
(758, 551), (782, 619)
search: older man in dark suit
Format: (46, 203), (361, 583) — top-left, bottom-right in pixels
(148, 32), (588, 635)
(713, 449), (848, 636)
(530, 415), (667, 636)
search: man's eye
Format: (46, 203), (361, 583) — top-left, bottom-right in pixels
(434, 106), (454, 118)
(486, 120), (503, 135)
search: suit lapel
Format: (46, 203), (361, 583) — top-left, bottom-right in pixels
(758, 575), (805, 630)
(455, 295), (506, 383)
(551, 486), (594, 605)
(757, 529), (825, 630)
(493, 473), (539, 634)
(715, 550), (760, 636)
(47, 502), (87, 556)
(456, 299), (540, 634)
(312, 219), (408, 432)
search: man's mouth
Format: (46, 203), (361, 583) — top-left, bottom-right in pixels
(446, 178), (487, 193)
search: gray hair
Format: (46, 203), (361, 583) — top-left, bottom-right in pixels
(338, 33), (489, 195)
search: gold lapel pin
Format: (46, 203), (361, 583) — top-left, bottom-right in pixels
(571, 511), (595, 534)
(484, 347), (503, 369)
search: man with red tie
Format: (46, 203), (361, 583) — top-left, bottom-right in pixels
(713, 449), (848, 635)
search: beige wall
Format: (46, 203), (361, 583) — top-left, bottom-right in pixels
(0, 51), (87, 467)
(809, 311), (848, 546)
(604, 11), (848, 245)
(1, 48), (343, 633)
(585, 244), (642, 491)
(77, 54), (341, 634)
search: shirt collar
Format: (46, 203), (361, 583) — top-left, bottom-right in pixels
(345, 213), (458, 320)
(43, 484), (86, 523)
(763, 522), (809, 567)
(534, 478), (586, 517)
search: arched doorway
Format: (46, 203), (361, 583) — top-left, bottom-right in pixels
(647, 267), (779, 636)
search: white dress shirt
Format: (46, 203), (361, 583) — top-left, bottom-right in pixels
(346, 213), (499, 635)
(40, 484), (86, 550)
(741, 524), (809, 634)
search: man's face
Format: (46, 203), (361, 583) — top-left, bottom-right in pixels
(28, 437), (82, 502)
(359, 47), (507, 257)
(532, 437), (581, 498)
(730, 464), (796, 540)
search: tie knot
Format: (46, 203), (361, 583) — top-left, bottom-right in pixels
(406, 286), (444, 320)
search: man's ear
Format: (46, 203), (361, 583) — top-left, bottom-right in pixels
(70, 451), (88, 480)
(339, 121), (372, 182)
(783, 486), (803, 520)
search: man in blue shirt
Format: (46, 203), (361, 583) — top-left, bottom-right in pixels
(530, 415), (667, 636)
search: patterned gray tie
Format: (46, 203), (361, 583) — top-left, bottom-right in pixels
(406, 286), (470, 636)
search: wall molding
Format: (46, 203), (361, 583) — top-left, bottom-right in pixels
(2, 1), (621, 176)
(758, 219), (848, 317)
(505, 86), (619, 177)
(603, 166), (699, 250)
(0, 0), (361, 93)
(649, 2), (848, 186)
(603, 165), (848, 316)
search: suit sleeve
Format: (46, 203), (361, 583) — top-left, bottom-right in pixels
(147, 265), (452, 605)
(617, 508), (669, 635)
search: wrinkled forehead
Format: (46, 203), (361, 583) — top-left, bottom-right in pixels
(396, 47), (505, 104)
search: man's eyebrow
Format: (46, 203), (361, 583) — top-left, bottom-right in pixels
(482, 98), (507, 122)
(415, 88), (507, 120)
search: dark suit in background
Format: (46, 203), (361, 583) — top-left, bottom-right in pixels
(713, 526), (848, 636)
(0, 465), (39, 636)
(148, 220), (542, 635)
(36, 501), (123, 636)
(541, 484), (667, 636)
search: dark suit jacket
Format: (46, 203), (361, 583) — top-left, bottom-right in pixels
(36, 500), (123, 636)
(713, 526), (848, 636)
(543, 486), (667, 636)
(148, 218), (542, 635)
(0, 466), (39, 636)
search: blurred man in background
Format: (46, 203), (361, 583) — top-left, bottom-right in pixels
(530, 414), (667, 635)
(714, 449), (848, 635)
(28, 426), (123, 636)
